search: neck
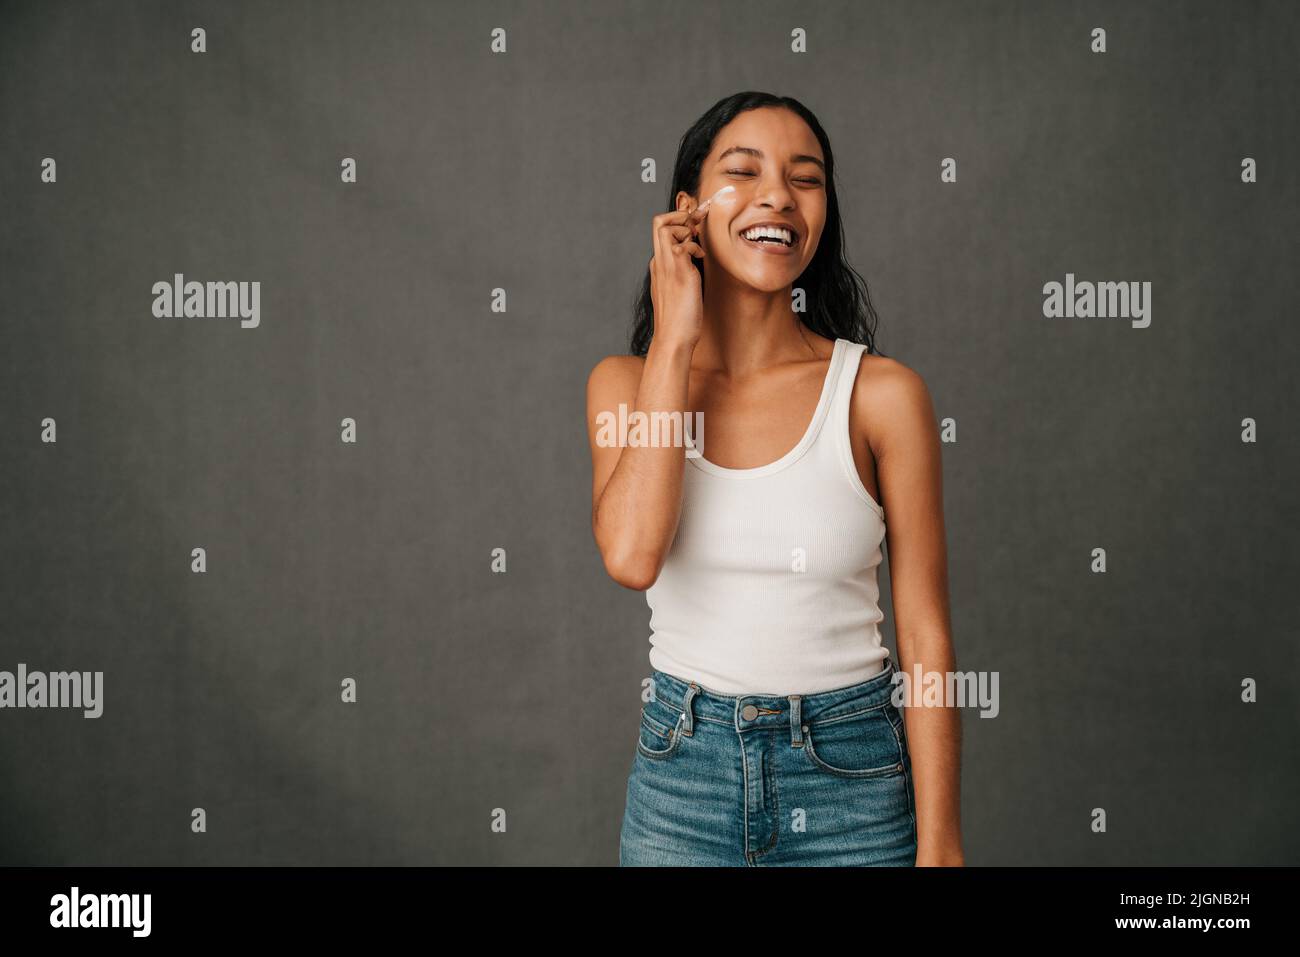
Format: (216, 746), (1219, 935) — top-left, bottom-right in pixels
(695, 271), (820, 377)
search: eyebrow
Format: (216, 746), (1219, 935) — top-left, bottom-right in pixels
(717, 145), (825, 173)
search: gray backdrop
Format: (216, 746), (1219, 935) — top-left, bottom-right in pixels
(1, 0), (1296, 865)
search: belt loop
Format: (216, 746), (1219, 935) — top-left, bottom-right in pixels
(788, 695), (803, 747)
(681, 682), (699, 736)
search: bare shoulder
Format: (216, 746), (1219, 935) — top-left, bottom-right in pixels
(848, 352), (937, 451)
(587, 356), (642, 400)
(586, 353), (645, 416)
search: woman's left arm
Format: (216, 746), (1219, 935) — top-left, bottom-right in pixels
(858, 360), (965, 866)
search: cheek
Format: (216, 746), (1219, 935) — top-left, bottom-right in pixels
(704, 216), (733, 249)
(803, 223), (825, 257)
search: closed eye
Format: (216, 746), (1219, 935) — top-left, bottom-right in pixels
(726, 169), (822, 186)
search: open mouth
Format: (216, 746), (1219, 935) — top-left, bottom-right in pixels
(739, 225), (798, 248)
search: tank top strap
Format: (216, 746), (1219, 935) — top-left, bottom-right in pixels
(823, 339), (884, 518)
(783, 336), (845, 454)
(823, 338), (866, 436)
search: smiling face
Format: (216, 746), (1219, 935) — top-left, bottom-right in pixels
(680, 106), (828, 293)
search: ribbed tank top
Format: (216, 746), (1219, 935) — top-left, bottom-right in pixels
(644, 338), (889, 696)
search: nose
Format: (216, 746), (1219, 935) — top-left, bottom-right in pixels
(753, 170), (796, 212)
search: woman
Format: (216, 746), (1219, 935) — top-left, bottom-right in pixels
(586, 92), (963, 866)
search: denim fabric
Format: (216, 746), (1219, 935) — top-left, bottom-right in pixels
(619, 657), (917, 866)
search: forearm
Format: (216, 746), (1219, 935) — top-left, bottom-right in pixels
(592, 336), (696, 588)
(896, 630), (964, 863)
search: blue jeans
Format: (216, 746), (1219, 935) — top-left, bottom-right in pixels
(619, 656), (917, 866)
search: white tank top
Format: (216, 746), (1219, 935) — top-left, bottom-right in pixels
(644, 338), (889, 696)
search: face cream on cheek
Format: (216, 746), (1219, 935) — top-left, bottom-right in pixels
(692, 186), (738, 252)
(695, 185), (736, 214)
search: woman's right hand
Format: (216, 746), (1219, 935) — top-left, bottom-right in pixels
(648, 202), (709, 351)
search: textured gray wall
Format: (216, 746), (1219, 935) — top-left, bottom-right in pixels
(1, 0), (1296, 865)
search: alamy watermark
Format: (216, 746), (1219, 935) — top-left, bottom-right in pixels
(0, 664), (103, 718)
(152, 273), (260, 328)
(50, 886), (150, 937)
(1042, 272), (1151, 328)
(594, 404), (704, 458)
(891, 665), (999, 718)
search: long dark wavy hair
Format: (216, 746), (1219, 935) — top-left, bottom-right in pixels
(629, 91), (885, 357)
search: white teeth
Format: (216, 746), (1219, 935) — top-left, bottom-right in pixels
(741, 225), (795, 245)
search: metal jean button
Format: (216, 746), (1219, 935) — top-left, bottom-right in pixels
(741, 704), (758, 720)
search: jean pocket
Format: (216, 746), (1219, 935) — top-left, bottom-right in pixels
(802, 704), (904, 778)
(636, 695), (685, 760)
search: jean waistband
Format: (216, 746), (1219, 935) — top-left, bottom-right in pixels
(647, 658), (898, 741)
